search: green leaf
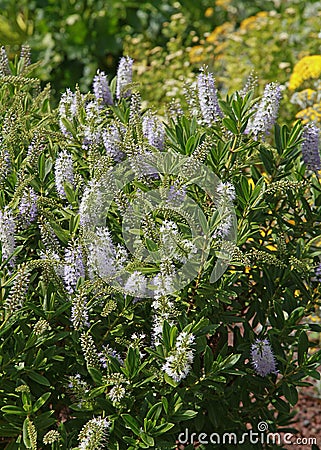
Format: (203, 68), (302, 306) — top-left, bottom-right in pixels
(140, 432), (154, 447)
(298, 331), (309, 365)
(171, 410), (198, 421)
(1, 405), (25, 415)
(145, 238), (158, 253)
(223, 117), (238, 134)
(282, 383), (298, 406)
(38, 153), (45, 181)
(146, 402), (162, 422)
(88, 367), (103, 384)
(121, 414), (141, 436)
(49, 221), (69, 245)
(258, 145), (274, 175)
(63, 181), (76, 204)
(32, 392), (51, 413)
(27, 371), (51, 386)
(219, 353), (241, 370)
(162, 320), (172, 351)
(204, 345), (214, 374)
(123, 347), (140, 379)
(23, 418), (31, 449)
(153, 422), (175, 436)
(164, 373), (179, 387)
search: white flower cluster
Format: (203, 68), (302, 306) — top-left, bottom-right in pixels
(78, 417), (110, 450)
(82, 100), (103, 150)
(54, 149), (74, 198)
(116, 56), (133, 99)
(0, 208), (16, 267)
(197, 69), (222, 125)
(102, 123), (125, 162)
(142, 110), (165, 150)
(213, 181), (236, 239)
(64, 240), (85, 293)
(108, 384), (126, 403)
(87, 227), (127, 281)
(246, 82), (281, 140)
(58, 89), (78, 137)
(159, 220), (197, 264)
(79, 179), (104, 229)
(162, 331), (195, 382)
(124, 270), (147, 297)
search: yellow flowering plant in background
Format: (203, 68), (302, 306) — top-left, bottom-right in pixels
(289, 55), (321, 125)
(187, 1), (321, 125)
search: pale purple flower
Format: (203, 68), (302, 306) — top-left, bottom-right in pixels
(301, 122), (321, 171)
(87, 227), (127, 280)
(64, 240), (85, 293)
(26, 132), (45, 162)
(19, 187), (38, 225)
(167, 182), (186, 207)
(20, 44), (31, 68)
(58, 89), (78, 137)
(55, 149), (74, 198)
(167, 99), (184, 122)
(79, 179), (104, 229)
(247, 82), (282, 140)
(82, 126), (101, 150)
(116, 56), (133, 99)
(240, 70), (258, 97)
(93, 70), (113, 105)
(99, 345), (124, 367)
(213, 181), (236, 239)
(0, 136), (11, 182)
(251, 339), (278, 377)
(0, 46), (10, 76)
(82, 101), (102, 150)
(0, 209), (16, 266)
(102, 124), (125, 161)
(216, 181), (236, 202)
(197, 69), (222, 125)
(315, 262), (321, 282)
(142, 111), (165, 150)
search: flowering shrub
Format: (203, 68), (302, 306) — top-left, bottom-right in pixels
(0, 48), (321, 450)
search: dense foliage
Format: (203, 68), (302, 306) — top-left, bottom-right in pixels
(0, 49), (320, 449)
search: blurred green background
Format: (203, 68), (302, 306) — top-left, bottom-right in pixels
(1, 0), (321, 118)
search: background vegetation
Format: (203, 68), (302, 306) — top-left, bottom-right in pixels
(1, 1), (321, 448)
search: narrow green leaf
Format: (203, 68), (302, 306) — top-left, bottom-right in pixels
(298, 331), (309, 365)
(122, 414), (141, 436)
(27, 371), (51, 386)
(32, 392), (51, 413)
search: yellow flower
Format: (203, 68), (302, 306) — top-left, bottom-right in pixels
(216, 0), (231, 8)
(239, 11), (269, 32)
(189, 45), (205, 63)
(206, 22), (234, 44)
(289, 55), (321, 90)
(205, 7), (214, 17)
(296, 105), (321, 124)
